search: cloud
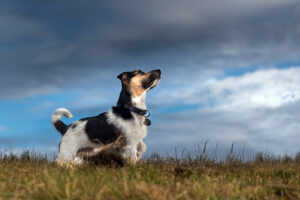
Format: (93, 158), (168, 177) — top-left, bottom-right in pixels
(1, 0), (300, 156)
(23, 67), (298, 156)
(147, 101), (300, 156)
(0, 0), (300, 99)
(146, 67), (300, 156)
(156, 67), (300, 109)
(207, 68), (300, 110)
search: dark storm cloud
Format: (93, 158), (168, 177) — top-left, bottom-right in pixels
(1, 0), (300, 98)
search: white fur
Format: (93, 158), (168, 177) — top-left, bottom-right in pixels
(132, 92), (147, 109)
(51, 108), (73, 124)
(106, 109), (147, 160)
(110, 91), (148, 160)
(58, 120), (99, 161)
(73, 156), (84, 165)
(137, 140), (147, 160)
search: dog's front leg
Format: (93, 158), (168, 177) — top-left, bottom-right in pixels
(122, 145), (138, 164)
(137, 141), (146, 160)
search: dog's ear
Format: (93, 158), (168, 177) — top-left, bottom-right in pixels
(117, 72), (129, 84)
(117, 73), (125, 80)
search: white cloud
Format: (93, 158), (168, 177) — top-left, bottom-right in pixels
(205, 67), (300, 110)
(156, 67), (300, 110)
(146, 67), (300, 156)
(147, 101), (300, 156)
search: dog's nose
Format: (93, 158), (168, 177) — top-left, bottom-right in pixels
(155, 69), (161, 75)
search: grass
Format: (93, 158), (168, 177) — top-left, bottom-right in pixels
(0, 150), (299, 200)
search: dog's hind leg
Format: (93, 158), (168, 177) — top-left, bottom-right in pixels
(76, 133), (127, 166)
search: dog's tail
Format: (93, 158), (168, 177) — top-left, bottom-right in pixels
(51, 108), (73, 136)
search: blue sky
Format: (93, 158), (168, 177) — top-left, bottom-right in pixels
(1, 0), (300, 158)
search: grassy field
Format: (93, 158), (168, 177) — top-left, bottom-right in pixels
(0, 150), (299, 200)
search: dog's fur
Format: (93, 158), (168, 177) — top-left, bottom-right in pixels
(52, 69), (161, 164)
(76, 132), (127, 166)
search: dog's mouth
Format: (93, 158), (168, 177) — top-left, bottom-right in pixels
(148, 78), (160, 90)
(146, 69), (161, 90)
(143, 74), (161, 91)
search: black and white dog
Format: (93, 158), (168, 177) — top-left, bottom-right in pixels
(51, 69), (161, 164)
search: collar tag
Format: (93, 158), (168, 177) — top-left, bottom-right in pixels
(144, 117), (151, 126)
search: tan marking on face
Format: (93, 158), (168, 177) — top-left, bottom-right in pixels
(129, 71), (153, 98)
(129, 74), (146, 98)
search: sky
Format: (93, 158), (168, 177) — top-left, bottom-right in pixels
(0, 0), (300, 158)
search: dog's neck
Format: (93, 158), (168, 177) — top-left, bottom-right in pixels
(117, 87), (147, 110)
(131, 93), (146, 110)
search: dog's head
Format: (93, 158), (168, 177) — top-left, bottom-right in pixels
(117, 69), (161, 99)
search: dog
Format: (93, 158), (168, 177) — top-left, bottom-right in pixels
(51, 69), (161, 164)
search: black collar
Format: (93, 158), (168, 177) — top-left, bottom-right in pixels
(123, 104), (150, 117)
(117, 104), (151, 126)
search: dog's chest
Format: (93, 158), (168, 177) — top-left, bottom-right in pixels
(125, 114), (147, 142)
(106, 110), (147, 145)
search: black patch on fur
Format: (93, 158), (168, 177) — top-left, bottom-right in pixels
(80, 113), (122, 145)
(54, 121), (69, 136)
(117, 87), (132, 107)
(117, 71), (137, 82)
(112, 106), (133, 120)
(114, 86), (134, 120)
(58, 141), (61, 152)
(71, 124), (77, 129)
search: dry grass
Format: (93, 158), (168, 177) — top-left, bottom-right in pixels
(0, 150), (299, 200)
